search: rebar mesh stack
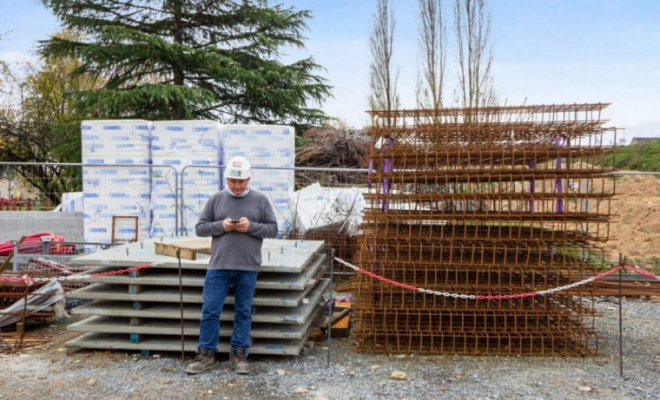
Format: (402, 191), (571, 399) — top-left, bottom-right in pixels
(353, 104), (617, 356)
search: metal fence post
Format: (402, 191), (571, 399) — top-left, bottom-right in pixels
(175, 169), (181, 237)
(41, 235), (51, 255)
(11, 240), (19, 272)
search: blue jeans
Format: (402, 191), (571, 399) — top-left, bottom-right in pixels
(198, 269), (258, 352)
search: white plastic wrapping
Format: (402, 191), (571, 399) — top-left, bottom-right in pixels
(81, 120), (152, 243)
(0, 280), (65, 328)
(79, 120), (295, 240)
(220, 125), (295, 235)
(284, 182), (365, 236)
(61, 192), (83, 212)
(150, 120), (221, 237)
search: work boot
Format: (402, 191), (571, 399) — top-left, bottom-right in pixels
(230, 347), (250, 374)
(184, 348), (216, 374)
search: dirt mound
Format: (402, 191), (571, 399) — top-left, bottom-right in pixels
(607, 175), (660, 271)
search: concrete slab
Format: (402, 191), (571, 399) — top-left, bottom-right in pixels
(65, 332), (313, 355)
(71, 253), (326, 291)
(71, 279), (329, 324)
(68, 314), (318, 339)
(67, 282), (316, 307)
(68, 238), (325, 273)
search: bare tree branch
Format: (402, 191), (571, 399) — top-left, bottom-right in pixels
(416, 0), (447, 115)
(454, 0), (497, 114)
(368, 0), (400, 123)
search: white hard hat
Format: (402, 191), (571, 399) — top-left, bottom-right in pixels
(224, 156), (251, 180)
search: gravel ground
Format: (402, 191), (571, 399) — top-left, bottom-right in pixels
(1, 298), (659, 400)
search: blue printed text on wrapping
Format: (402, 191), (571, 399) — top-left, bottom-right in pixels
(197, 170), (217, 177)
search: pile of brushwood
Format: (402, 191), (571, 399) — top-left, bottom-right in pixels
(297, 126), (370, 169)
(295, 126), (370, 187)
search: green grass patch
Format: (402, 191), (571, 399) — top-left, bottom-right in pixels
(608, 141), (660, 172)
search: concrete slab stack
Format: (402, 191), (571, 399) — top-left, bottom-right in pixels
(64, 238), (328, 355)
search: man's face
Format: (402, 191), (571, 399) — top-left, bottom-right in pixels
(227, 177), (250, 196)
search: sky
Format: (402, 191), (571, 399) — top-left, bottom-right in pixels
(1, 0), (659, 141)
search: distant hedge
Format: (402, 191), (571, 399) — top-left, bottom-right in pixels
(605, 141), (660, 172)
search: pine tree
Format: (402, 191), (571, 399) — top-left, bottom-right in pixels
(39, 0), (332, 126)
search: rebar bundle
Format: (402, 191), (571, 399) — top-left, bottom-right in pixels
(353, 104), (617, 356)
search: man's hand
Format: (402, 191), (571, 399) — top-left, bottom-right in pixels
(234, 217), (250, 233)
(222, 218), (236, 232)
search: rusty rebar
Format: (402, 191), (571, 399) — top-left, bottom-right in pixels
(353, 104), (615, 356)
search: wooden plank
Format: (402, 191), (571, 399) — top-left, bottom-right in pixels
(154, 242), (197, 260)
(335, 300), (351, 309)
(311, 310), (352, 340)
(154, 238), (213, 260)
(327, 309), (350, 326)
(330, 315), (350, 337)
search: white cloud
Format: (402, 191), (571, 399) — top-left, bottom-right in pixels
(0, 51), (37, 64)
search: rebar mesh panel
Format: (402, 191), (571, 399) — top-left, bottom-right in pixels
(353, 104), (615, 356)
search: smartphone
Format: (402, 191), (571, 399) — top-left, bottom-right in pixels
(230, 220), (240, 224)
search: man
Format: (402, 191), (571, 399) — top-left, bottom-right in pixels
(185, 156), (278, 375)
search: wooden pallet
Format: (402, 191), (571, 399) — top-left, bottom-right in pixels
(154, 239), (212, 260)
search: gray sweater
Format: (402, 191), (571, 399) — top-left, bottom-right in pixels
(195, 189), (278, 271)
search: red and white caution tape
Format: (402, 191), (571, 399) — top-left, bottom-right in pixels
(0, 261), (165, 283)
(333, 257), (660, 301)
(3, 257), (658, 300)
